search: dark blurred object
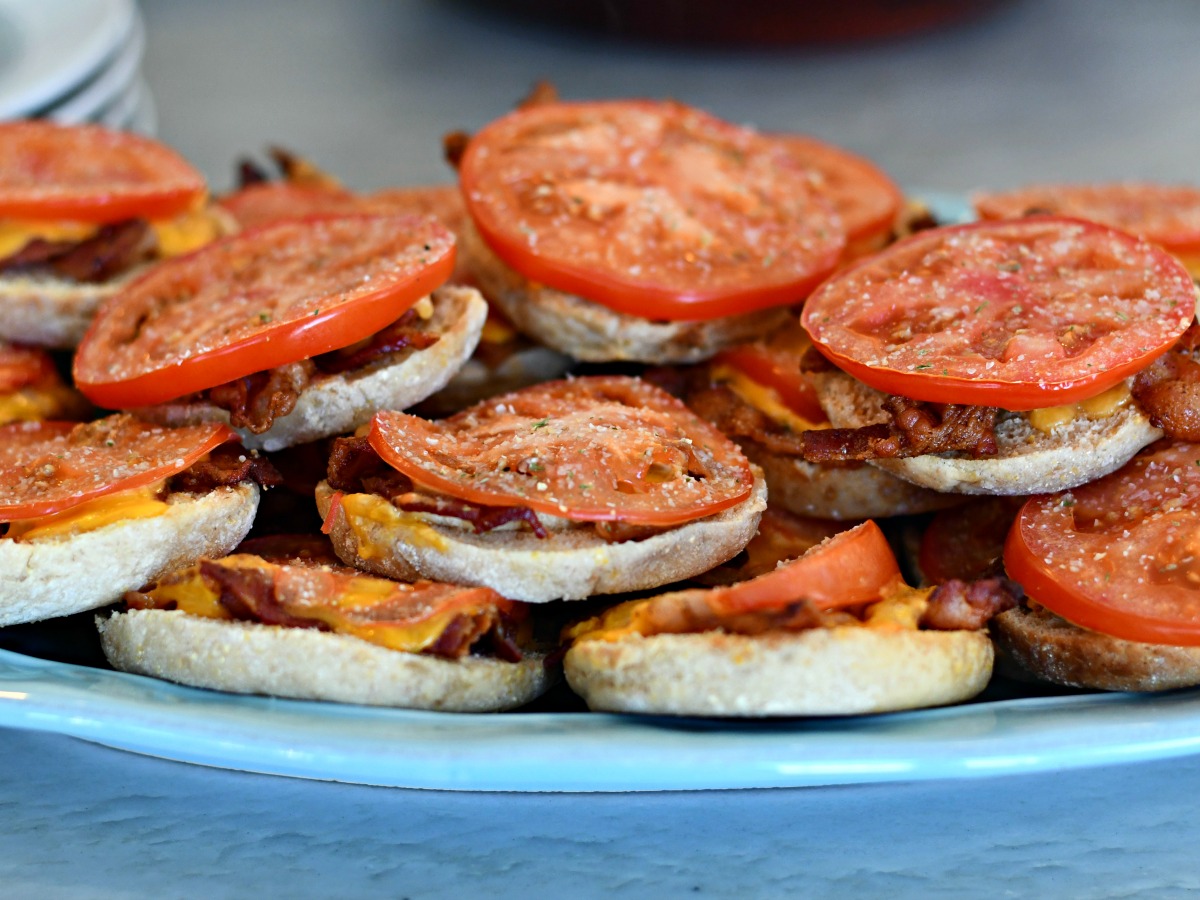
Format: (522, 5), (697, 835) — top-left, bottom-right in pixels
(464, 0), (1007, 46)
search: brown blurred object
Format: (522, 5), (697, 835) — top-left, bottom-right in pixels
(465, 0), (1007, 45)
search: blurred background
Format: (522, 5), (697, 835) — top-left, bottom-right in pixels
(127, 0), (1200, 195)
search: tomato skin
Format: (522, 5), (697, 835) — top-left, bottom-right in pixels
(801, 216), (1196, 410)
(0, 343), (58, 393)
(974, 183), (1200, 257)
(712, 344), (828, 424)
(0, 416), (236, 521)
(918, 497), (1021, 584)
(73, 214), (456, 409)
(0, 121), (206, 223)
(1003, 440), (1200, 646)
(461, 99), (845, 322)
(707, 520), (902, 615)
(369, 376), (755, 526)
(775, 134), (902, 252)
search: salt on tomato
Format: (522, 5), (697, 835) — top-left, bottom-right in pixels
(0, 121), (206, 223)
(974, 183), (1200, 263)
(775, 134), (902, 255)
(1004, 439), (1200, 645)
(706, 520), (903, 616)
(0, 415), (235, 521)
(460, 99), (845, 322)
(712, 343), (828, 424)
(368, 376), (755, 526)
(0, 343), (58, 393)
(801, 216), (1197, 411)
(73, 214), (456, 408)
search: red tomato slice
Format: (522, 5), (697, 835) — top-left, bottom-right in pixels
(775, 134), (902, 253)
(706, 520), (902, 615)
(918, 496), (1022, 584)
(460, 99), (845, 321)
(0, 121), (206, 223)
(974, 183), (1200, 260)
(801, 217), (1196, 410)
(0, 343), (58, 393)
(0, 415), (235, 521)
(712, 343), (828, 424)
(73, 214), (456, 408)
(1004, 439), (1200, 645)
(217, 182), (360, 229)
(369, 376), (755, 526)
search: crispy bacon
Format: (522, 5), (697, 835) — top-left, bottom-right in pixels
(327, 435), (549, 538)
(687, 383), (810, 455)
(1132, 348), (1200, 441)
(313, 309), (439, 375)
(800, 396), (998, 462)
(392, 492), (549, 538)
(443, 131), (470, 170)
(169, 444), (283, 493)
(200, 560), (331, 630)
(205, 360), (315, 434)
(921, 576), (1022, 631)
(0, 219), (154, 283)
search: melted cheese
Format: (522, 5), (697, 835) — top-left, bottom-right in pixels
(340, 492), (449, 560)
(712, 364), (827, 433)
(0, 206), (224, 264)
(139, 555), (484, 654)
(0, 385), (81, 425)
(6, 482), (168, 542)
(569, 582), (934, 643)
(480, 315), (518, 345)
(1027, 382), (1132, 434)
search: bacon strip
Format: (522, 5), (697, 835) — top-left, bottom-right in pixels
(800, 396), (999, 463)
(1132, 348), (1200, 442)
(201, 560), (331, 630)
(313, 309), (439, 375)
(205, 361), (315, 434)
(169, 444), (284, 493)
(920, 576), (1022, 631)
(0, 219), (154, 283)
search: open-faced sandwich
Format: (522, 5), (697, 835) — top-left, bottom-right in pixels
(564, 520), (1019, 716)
(0, 120), (230, 348)
(317, 375), (767, 602)
(454, 98), (848, 363)
(72, 213), (488, 451)
(0, 414), (273, 626)
(97, 533), (555, 711)
(798, 216), (1199, 496)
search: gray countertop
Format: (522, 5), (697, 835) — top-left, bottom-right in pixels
(6, 1), (1200, 896)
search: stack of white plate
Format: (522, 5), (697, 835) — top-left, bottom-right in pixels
(0, 0), (153, 133)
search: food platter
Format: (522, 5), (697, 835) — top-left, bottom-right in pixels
(3, 644), (1200, 791)
(3, 190), (1198, 792)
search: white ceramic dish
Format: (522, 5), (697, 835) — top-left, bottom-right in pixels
(0, 0), (135, 119)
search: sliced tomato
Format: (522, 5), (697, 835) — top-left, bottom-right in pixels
(1004, 439), (1200, 645)
(918, 496), (1022, 584)
(974, 183), (1200, 259)
(0, 121), (206, 223)
(0, 343), (58, 393)
(73, 214), (456, 408)
(460, 99), (845, 321)
(712, 343), (828, 424)
(369, 375), (754, 526)
(698, 507), (859, 585)
(801, 217), (1196, 410)
(706, 520), (902, 615)
(0, 415), (235, 521)
(775, 134), (902, 253)
(217, 182), (360, 229)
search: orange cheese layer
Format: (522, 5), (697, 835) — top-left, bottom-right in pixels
(1026, 381), (1132, 434)
(0, 384), (83, 425)
(137, 554), (497, 654)
(5, 481), (168, 542)
(0, 205), (225, 261)
(568, 582), (932, 643)
(711, 363), (828, 433)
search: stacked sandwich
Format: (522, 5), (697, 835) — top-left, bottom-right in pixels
(2, 101), (1197, 721)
